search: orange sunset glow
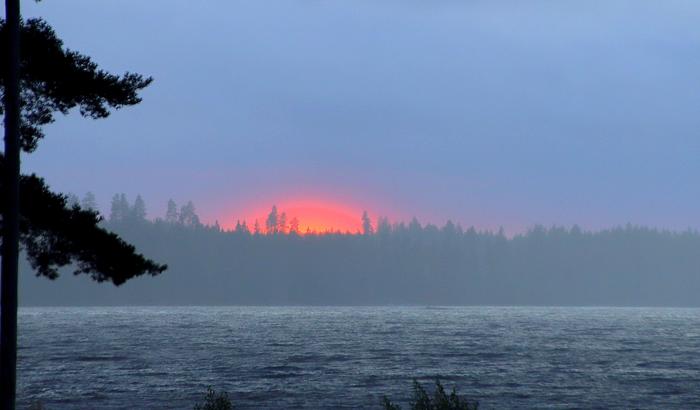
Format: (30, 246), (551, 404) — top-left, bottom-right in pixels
(227, 198), (372, 234)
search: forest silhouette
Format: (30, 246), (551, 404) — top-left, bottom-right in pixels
(20, 194), (700, 307)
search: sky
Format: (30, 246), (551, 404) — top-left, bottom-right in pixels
(13, 0), (700, 232)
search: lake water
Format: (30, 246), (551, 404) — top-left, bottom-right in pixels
(17, 306), (700, 409)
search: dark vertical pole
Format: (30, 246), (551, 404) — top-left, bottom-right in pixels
(1, 0), (21, 409)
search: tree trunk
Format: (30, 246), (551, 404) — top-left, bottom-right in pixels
(1, 0), (21, 409)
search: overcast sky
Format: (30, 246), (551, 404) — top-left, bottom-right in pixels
(15, 0), (700, 232)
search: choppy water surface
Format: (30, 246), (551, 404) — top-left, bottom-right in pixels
(17, 306), (700, 409)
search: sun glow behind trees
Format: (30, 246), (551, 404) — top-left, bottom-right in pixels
(227, 199), (375, 235)
(107, 194), (379, 235)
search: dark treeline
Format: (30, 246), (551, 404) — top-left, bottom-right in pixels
(20, 194), (700, 306)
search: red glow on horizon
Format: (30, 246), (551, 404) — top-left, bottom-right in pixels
(223, 198), (372, 234)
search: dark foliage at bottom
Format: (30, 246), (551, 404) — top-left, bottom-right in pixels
(382, 379), (479, 410)
(193, 387), (234, 410)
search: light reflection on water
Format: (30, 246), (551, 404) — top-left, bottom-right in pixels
(17, 306), (700, 409)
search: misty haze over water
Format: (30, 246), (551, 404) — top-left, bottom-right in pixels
(19, 197), (700, 306)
